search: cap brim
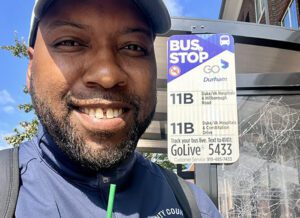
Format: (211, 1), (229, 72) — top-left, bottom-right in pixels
(29, 0), (171, 47)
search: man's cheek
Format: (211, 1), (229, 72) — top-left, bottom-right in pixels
(139, 100), (155, 119)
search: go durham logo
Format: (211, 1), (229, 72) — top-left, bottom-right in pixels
(167, 34), (234, 83)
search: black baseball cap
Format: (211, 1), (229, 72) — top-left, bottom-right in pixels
(28, 0), (171, 47)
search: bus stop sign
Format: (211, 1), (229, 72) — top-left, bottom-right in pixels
(167, 34), (239, 164)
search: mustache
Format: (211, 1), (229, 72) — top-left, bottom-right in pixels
(64, 91), (141, 110)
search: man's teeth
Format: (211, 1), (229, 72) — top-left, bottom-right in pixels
(107, 109), (114, 119)
(82, 108), (123, 119)
(95, 108), (104, 119)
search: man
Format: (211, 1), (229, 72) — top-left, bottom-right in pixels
(15, 0), (222, 217)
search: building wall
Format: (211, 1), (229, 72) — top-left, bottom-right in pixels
(238, 0), (256, 23)
(238, 0), (300, 27)
(269, 0), (292, 25)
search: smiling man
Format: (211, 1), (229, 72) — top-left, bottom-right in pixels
(12, 0), (222, 217)
(27, 0), (157, 172)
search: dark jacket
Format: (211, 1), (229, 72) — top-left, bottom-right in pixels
(16, 126), (221, 217)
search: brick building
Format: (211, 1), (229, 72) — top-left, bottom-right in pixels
(220, 0), (300, 29)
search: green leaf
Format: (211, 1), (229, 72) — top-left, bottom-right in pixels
(0, 35), (28, 58)
(142, 152), (177, 171)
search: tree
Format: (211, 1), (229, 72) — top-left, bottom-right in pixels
(1, 36), (28, 58)
(142, 152), (177, 171)
(1, 37), (38, 147)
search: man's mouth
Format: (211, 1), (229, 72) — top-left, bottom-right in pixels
(78, 107), (125, 119)
(71, 104), (130, 132)
(67, 97), (135, 132)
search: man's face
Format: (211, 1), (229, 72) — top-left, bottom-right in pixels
(27, 0), (157, 170)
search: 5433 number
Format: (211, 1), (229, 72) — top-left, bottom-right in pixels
(208, 143), (232, 155)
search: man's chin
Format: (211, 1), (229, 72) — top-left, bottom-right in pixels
(53, 128), (139, 171)
(82, 139), (124, 152)
(57, 141), (136, 171)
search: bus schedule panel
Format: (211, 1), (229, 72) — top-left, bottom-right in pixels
(167, 34), (239, 164)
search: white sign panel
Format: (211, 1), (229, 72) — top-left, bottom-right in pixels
(167, 34), (239, 164)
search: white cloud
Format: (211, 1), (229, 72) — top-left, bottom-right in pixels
(163, 0), (184, 17)
(0, 90), (15, 105)
(3, 106), (15, 114)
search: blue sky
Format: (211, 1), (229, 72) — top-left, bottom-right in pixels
(0, 0), (222, 150)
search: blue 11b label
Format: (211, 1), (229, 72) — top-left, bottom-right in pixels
(167, 34), (239, 164)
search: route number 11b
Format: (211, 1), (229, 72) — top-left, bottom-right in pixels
(170, 93), (194, 104)
(171, 122), (194, 134)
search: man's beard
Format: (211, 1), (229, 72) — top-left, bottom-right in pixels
(30, 79), (155, 171)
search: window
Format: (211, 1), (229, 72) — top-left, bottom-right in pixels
(282, 0), (299, 29)
(255, 0), (265, 23)
(218, 95), (300, 217)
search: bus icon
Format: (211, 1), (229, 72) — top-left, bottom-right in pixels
(220, 35), (230, 46)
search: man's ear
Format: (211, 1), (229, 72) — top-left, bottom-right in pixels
(26, 47), (34, 92)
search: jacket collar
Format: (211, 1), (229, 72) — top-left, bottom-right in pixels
(36, 124), (136, 190)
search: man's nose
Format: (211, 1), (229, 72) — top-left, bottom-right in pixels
(82, 52), (128, 89)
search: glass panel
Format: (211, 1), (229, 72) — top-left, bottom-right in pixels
(290, 0), (299, 29)
(218, 96), (300, 217)
(283, 12), (290, 28)
(255, 0), (262, 21)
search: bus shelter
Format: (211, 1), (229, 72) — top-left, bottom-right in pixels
(137, 18), (300, 217)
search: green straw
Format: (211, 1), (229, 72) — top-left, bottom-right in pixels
(106, 184), (116, 218)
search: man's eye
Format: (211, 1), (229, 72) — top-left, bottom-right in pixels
(124, 44), (147, 52)
(55, 40), (81, 47)
(125, 44), (143, 51)
(122, 44), (148, 56)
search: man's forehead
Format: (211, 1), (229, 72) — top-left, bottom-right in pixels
(39, 19), (154, 42)
(29, 0), (171, 47)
